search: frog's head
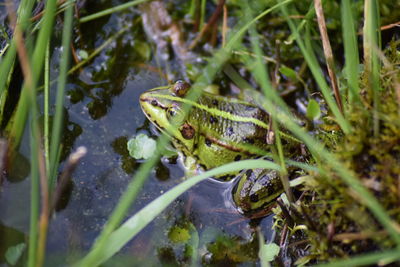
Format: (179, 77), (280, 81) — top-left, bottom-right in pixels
(139, 81), (195, 144)
(232, 169), (283, 214)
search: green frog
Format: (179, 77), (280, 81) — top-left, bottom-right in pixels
(139, 81), (299, 214)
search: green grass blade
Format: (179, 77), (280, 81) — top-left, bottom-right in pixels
(49, 0), (74, 189)
(0, 44), (17, 98)
(316, 248), (400, 267)
(341, 0), (360, 104)
(363, 0), (381, 136)
(67, 26), (129, 75)
(79, 0), (149, 23)
(27, 128), (40, 267)
(280, 5), (351, 134)
(76, 160), (282, 266)
(241, 1), (293, 201)
(0, 0), (35, 99)
(9, 0), (58, 153)
(44, 43), (50, 174)
(188, 224), (200, 267)
(200, 0), (206, 29)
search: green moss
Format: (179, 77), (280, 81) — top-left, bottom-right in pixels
(292, 42), (400, 262)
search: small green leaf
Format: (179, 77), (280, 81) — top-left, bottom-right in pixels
(279, 66), (298, 80)
(168, 226), (191, 243)
(134, 41), (151, 61)
(306, 99), (321, 120)
(259, 243), (280, 262)
(127, 134), (157, 160)
(5, 243), (26, 266)
(280, 193), (290, 206)
(78, 49), (89, 60)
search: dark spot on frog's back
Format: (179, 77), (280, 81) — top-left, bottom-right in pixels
(226, 126), (234, 136)
(242, 137), (255, 144)
(209, 116), (218, 124)
(245, 169), (253, 177)
(245, 105), (255, 111)
(180, 123), (195, 140)
(212, 99), (218, 106)
(205, 138), (212, 147)
(234, 155), (241, 161)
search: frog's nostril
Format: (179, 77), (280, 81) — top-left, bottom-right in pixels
(151, 100), (158, 106)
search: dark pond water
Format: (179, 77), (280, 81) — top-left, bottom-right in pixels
(0, 1), (278, 265)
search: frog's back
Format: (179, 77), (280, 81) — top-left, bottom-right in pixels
(187, 93), (270, 165)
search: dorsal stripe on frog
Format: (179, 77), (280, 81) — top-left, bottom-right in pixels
(149, 93), (299, 143)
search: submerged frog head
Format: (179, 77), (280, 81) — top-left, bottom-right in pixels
(232, 168), (284, 214)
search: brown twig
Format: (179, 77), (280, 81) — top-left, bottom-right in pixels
(6, 2), (52, 266)
(192, 0), (201, 32)
(357, 21), (400, 35)
(210, 18), (218, 47)
(189, 0), (226, 50)
(332, 230), (387, 242)
(185, 194), (194, 217)
(30, 0), (67, 22)
(50, 146), (87, 214)
(222, 4), (227, 47)
(314, 0), (343, 113)
(279, 223), (288, 247)
(6, 1), (33, 90)
(36, 146), (50, 267)
(0, 139), (8, 185)
(70, 42), (80, 65)
(272, 40), (281, 88)
(277, 199), (294, 228)
(380, 21), (400, 31)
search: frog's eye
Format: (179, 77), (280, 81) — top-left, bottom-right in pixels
(168, 108), (176, 117)
(166, 105), (180, 119)
(171, 80), (190, 97)
(167, 103), (186, 123)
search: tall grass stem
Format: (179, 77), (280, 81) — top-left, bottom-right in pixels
(79, 0), (148, 23)
(49, 0), (74, 189)
(341, 0), (360, 104)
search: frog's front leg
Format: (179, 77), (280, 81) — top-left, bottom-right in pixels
(180, 154), (203, 177)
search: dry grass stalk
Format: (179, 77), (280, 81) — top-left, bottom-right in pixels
(222, 4), (228, 47)
(314, 0), (343, 113)
(189, 0), (226, 50)
(51, 146), (87, 214)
